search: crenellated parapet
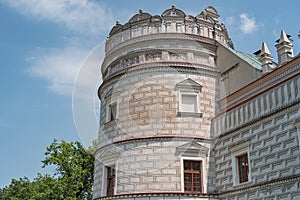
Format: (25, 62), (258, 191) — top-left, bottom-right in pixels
(105, 6), (233, 54)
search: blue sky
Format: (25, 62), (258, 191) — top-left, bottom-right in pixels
(0, 0), (299, 188)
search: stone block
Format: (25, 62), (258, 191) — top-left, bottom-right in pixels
(267, 171), (279, 180)
(284, 137), (297, 149)
(135, 183), (147, 191)
(272, 160), (285, 171)
(265, 154), (276, 164)
(271, 143), (283, 154)
(282, 121), (294, 131)
(142, 176), (154, 182)
(162, 183), (176, 190)
(276, 131), (288, 143)
(124, 184), (134, 191)
(255, 174), (266, 183)
(258, 130), (269, 141)
(260, 164), (271, 174)
(286, 156), (299, 167)
(259, 146), (270, 157)
(162, 168), (177, 175)
(253, 140), (264, 150)
(280, 167), (293, 177)
(278, 149), (290, 160)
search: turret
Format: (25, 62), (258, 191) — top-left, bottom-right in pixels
(275, 29), (294, 66)
(259, 42), (273, 74)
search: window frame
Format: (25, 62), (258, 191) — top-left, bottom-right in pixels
(106, 166), (115, 196)
(183, 160), (202, 193)
(106, 99), (118, 123)
(180, 156), (207, 193)
(109, 102), (117, 122)
(179, 92), (200, 114)
(177, 90), (202, 118)
(230, 142), (251, 186)
(175, 78), (202, 118)
(237, 153), (249, 183)
(101, 164), (117, 197)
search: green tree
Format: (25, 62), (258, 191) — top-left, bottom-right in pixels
(1, 140), (94, 200)
(2, 174), (61, 200)
(42, 139), (94, 199)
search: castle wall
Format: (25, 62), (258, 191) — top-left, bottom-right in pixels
(93, 66), (219, 199)
(98, 70), (218, 147)
(213, 65), (300, 199)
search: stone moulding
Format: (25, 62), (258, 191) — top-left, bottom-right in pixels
(218, 173), (300, 198)
(217, 101), (300, 139)
(93, 174), (300, 200)
(95, 136), (212, 153)
(98, 64), (220, 98)
(94, 192), (219, 200)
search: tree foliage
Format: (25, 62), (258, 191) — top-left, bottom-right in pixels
(1, 140), (95, 200)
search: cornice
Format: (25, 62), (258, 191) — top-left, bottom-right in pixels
(94, 192), (218, 200)
(98, 64), (220, 99)
(219, 173), (300, 197)
(95, 136), (212, 155)
(216, 102), (300, 141)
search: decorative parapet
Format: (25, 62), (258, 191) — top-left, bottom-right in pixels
(101, 32), (218, 78)
(212, 63), (300, 137)
(105, 6), (233, 53)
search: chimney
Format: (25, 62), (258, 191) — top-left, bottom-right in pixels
(259, 42), (273, 74)
(275, 29), (294, 66)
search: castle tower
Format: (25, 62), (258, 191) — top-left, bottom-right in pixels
(93, 6), (264, 200)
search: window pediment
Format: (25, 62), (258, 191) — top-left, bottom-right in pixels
(176, 141), (208, 156)
(99, 147), (119, 166)
(175, 78), (202, 92)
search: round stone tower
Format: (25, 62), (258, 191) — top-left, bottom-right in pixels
(93, 6), (232, 200)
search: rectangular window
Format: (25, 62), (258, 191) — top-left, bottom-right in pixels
(109, 103), (117, 122)
(181, 94), (198, 113)
(106, 166), (115, 196)
(237, 154), (249, 183)
(230, 142), (251, 186)
(183, 160), (202, 193)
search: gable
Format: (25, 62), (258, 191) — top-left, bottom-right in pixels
(176, 141), (209, 156)
(175, 78), (202, 91)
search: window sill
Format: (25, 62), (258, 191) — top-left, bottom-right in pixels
(104, 120), (117, 127)
(176, 112), (202, 118)
(233, 180), (252, 188)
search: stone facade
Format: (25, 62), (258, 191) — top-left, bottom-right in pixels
(93, 5), (300, 200)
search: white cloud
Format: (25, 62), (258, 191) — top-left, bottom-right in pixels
(27, 46), (89, 96)
(27, 42), (104, 98)
(239, 13), (258, 34)
(1, 0), (111, 96)
(1, 0), (114, 35)
(225, 16), (235, 26)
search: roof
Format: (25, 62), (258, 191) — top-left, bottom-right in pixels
(220, 43), (262, 70)
(237, 52), (262, 70)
